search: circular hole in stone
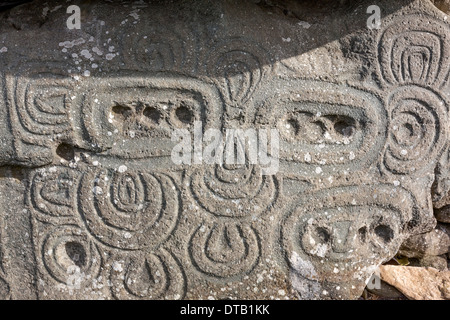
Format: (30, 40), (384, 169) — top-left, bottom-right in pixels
(56, 143), (75, 161)
(111, 104), (133, 121)
(174, 105), (194, 124)
(358, 226), (367, 243)
(334, 119), (356, 137)
(315, 227), (331, 243)
(65, 241), (87, 268)
(285, 118), (300, 137)
(402, 123), (414, 136)
(374, 225), (394, 243)
(143, 106), (161, 124)
(305, 121), (325, 141)
(391, 114), (423, 147)
(395, 122), (416, 144)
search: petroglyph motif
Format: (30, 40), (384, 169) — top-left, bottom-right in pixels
(383, 86), (447, 175)
(0, 0), (449, 300)
(28, 163), (183, 299)
(205, 38), (272, 108)
(377, 16), (450, 88)
(3, 64), (74, 166)
(189, 222), (260, 279)
(253, 80), (387, 176)
(78, 168), (180, 251)
(282, 184), (417, 299)
(189, 164), (279, 219)
(110, 249), (186, 300)
(72, 73), (224, 160)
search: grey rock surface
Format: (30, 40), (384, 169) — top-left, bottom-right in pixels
(399, 223), (450, 258)
(410, 255), (449, 271)
(0, 0), (449, 300)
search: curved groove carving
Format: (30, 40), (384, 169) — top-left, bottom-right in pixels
(78, 168), (180, 251)
(377, 16), (450, 88)
(120, 19), (197, 73)
(74, 73), (223, 159)
(29, 166), (80, 221)
(41, 225), (102, 285)
(281, 184), (416, 284)
(4, 64), (74, 165)
(110, 249), (186, 300)
(205, 38), (272, 107)
(254, 79), (387, 175)
(384, 86), (448, 175)
(190, 163), (278, 219)
(189, 222), (260, 279)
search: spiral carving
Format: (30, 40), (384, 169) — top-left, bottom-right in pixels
(384, 86), (447, 174)
(378, 16), (450, 88)
(78, 168), (180, 250)
(41, 225), (102, 285)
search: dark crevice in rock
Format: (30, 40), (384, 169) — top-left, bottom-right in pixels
(0, 1), (32, 12)
(55, 143), (76, 162)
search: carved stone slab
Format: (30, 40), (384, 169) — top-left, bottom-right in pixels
(0, 0), (449, 300)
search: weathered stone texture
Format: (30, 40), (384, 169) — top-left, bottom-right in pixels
(399, 223), (450, 258)
(0, 0), (449, 300)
